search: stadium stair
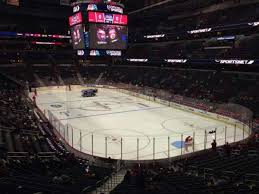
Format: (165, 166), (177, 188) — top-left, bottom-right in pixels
(58, 75), (65, 86)
(33, 73), (46, 87)
(91, 169), (127, 194)
(95, 72), (104, 85)
(0, 130), (4, 148)
(77, 72), (85, 85)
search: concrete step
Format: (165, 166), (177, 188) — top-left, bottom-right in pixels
(33, 73), (46, 87)
(89, 169), (126, 194)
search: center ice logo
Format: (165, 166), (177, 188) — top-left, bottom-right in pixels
(50, 104), (63, 108)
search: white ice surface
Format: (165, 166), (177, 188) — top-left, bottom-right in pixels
(33, 88), (247, 160)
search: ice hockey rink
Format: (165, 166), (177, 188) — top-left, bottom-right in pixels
(32, 86), (249, 160)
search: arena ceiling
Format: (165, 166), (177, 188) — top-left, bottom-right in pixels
(1, 0), (147, 15)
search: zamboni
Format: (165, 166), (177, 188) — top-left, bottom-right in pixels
(81, 89), (98, 97)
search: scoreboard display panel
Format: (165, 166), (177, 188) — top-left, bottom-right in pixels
(72, 3), (124, 14)
(87, 4), (123, 14)
(77, 49), (122, 57)
(71, 24), (85, 49)
(69, 1), (127, 56)
(89, 24), (127, 50)
(88, 11), (128, 25)
(69, 12), (83, 26)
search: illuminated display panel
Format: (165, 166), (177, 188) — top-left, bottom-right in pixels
(89, 50), (122, 56)
(77, 50), (122, 57)
(69, 12), (83, 26)
(71, 24), (85, 49)
(31, 41), (63, 45)
(88, 12), (127, 25)
(6, 0), (19, 6)
(86, 3), (123, 14)
(89, 24), (127, 50)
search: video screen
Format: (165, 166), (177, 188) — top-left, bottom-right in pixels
(71, 24), (85, 49)
(7, 0), (20, 6)
(89, 24), (127, 50)
(69, 12), (83, 26)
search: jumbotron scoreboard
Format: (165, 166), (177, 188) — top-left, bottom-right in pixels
(69, 0), (128, 57)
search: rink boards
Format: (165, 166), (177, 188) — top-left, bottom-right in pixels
(32, 85), (250, 160)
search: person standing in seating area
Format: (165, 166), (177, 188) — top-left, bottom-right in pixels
(185, 136), (193, 152)
(211, 139), (217, 152)
(32, 94), (36, 105)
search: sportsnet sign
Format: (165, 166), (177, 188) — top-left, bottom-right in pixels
(127, 58), (148, 62)
(187, 28), (212, 34)
(165, 59), (187, 63)
(248, 22), (259, 27)
(215, 60), (255, 65)
(144, 34), (165, 39)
